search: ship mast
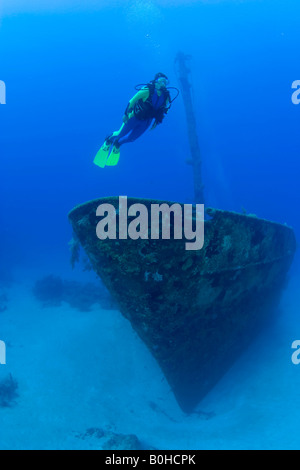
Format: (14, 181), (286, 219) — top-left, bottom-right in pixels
(175, 52), (205, 203)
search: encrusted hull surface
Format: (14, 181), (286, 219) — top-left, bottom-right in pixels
(69, 197), (296, 412)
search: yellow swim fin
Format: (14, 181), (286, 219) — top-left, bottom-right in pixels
(93, 142), (111, 168)
(106, 146), (120, 166)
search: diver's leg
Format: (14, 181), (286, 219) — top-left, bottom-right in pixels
(105, 118), (151, 166)
(110, 117), (139, 147)
(96, 122), (132, 168)
(105, 124), (124, 145)
(126, 119), (152, 142)
(105, 119), (137, 166)
(117, 119), (152, 146)
(111, 123), (125, 139)
(106, 120), (136, 147)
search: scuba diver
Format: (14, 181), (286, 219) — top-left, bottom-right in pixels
(94, 73), (178, 168)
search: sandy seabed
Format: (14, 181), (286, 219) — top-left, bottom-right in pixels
(1, 268), (300, 450)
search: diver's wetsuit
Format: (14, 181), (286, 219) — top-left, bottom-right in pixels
(111, 87), (169, 147)
(114, 115), (153, 146)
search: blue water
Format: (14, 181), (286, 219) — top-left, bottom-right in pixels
(1, 0), (300, 450)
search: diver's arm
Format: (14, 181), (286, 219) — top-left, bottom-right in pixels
(129, 89), (149, 107)
(164, 96), (171, 114)
(123, 89), (149, 122)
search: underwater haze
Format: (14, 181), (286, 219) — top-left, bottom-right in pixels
(1, 0), (300, 450)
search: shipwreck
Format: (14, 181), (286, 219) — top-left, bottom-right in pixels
(68, 53), (296, 413)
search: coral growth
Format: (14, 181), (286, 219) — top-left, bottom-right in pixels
(69, 234), (81, 269)
(0, 374), (18, 408)
(33, 276), (64, 307)
(33, 275), (117, 312)
(75, 427), (142, 450)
